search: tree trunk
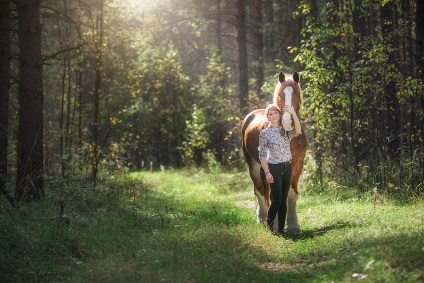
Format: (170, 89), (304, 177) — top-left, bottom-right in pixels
(216, 0), (223, 55)
(416, 0), (424, 157)
(215, 0), (226, 91)
(56, 0), (73, 177)
(417, 0), (424, 80)
(263, 0), (274, 62)
(92, 0), (104, 187)
(309, 0), (318, 21)
(380, 0), (400, 165)
(346, 0), (370, 171)
(77, 62), (83, 148)
(236, 0), (248, 114)
(252, 0), (264, 103)
(329, 0), (340, 67)
(15, 0), (44, 201)
(0, 0), (12, 202)
(352, 0), (368, 46)
(399, 0), (413, 157)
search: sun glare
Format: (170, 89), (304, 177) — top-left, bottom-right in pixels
(123, 0), (158, 11)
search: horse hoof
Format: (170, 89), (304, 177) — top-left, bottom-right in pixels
(287, 228), (300, 235)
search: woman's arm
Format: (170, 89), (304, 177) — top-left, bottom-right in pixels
(259, 131), (274, 183)
(260, 156), (274, 184)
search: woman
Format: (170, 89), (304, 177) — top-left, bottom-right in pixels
(258, 104), (301, 235)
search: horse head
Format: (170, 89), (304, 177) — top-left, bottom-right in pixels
(272, 72), (302, 131)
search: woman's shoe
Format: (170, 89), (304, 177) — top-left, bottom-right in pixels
(276, 229), (288, 237)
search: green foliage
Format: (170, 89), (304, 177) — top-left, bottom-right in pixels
(182, 47), (240, 166)
(116, 42), (192, 168)
(181, 105), (210, 164)
(294, 0), (423, 194)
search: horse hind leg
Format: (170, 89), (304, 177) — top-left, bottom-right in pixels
(250, 162), (269, 224)
(254, 186), (268, 223)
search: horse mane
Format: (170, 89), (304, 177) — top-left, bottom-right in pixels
(272, 75), (302, 108)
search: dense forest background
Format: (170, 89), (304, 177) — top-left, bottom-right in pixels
(0, 0), (423, 203)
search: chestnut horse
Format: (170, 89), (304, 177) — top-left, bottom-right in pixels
(242, 72), (307, 235)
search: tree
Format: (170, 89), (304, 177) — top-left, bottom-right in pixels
(14, 0), (44, 201)
(91, 0), (104, 186)
(263, 0), (275, 62)
(417, 0), (424, 81)
(236, 0), (248, 114)
(380, 0), (401, 163)
(251, 0), (264, 100)
(187, 47), (238, 165)
(0, 0), (12, 202)
(295, 0), (423, 192)
(416, 0), (424, 149)
(54, 0), (75, 177)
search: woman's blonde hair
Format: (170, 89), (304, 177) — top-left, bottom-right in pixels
(265, 104), (281, 118)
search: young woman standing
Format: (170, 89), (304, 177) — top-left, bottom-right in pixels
(258, 104), (301, 235)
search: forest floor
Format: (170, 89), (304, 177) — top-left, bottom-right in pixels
(0, 168), (423, 282)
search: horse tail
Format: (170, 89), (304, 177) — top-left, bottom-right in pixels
(260, 167), (271, 207)
(241, 113), (255, 159)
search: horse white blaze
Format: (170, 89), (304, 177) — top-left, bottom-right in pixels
(282, 86), (293, 131)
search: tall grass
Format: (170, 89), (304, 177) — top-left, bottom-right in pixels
(0, 168), (423, 282)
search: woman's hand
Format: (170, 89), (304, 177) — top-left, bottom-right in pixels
(266, 172), (274, 183)
(284, 105), (295, 115)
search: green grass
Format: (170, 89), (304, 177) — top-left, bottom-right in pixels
(0, 168), (423, 282)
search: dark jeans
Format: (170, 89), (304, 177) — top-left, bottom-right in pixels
(267, 161), (291, 231)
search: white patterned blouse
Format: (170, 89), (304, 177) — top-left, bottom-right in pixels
(258, 125), (298, 164)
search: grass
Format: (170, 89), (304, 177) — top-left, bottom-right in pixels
(0, 168), (423, 282)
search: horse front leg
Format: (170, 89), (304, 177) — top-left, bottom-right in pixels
(287, 186), (300, 235)
(287, 157), (303, 235)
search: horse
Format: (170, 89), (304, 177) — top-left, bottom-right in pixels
(241, 72), (307, 235)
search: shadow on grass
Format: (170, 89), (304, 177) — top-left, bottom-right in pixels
(288, 220), (359, 241)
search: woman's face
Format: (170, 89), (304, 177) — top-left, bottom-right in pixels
(267, 109), (281, 124)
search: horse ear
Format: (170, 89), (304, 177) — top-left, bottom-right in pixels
(293, 72), (300, 83)
(278, 72), (285, 83)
